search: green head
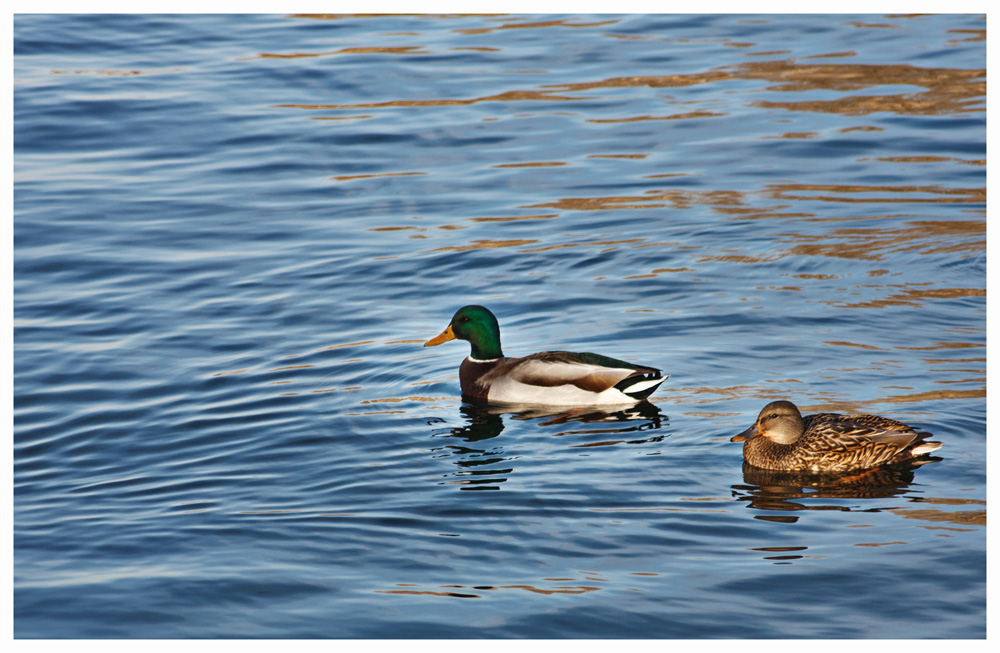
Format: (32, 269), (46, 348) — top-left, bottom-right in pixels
(424, 305), (504, 360)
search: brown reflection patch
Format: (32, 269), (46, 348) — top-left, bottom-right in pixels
(409, 378), (454, 386)
(529, 196), (665, 211)
(948, 29), (986, 42)
(587, 111), (726, 123)
(908, 497), (986, 507)
(921, 356), (985, 364)
(333, 171), (427, 181)
(829, 286), (985, 309)
(756, 92), (980, 116)
(423, 238), (539, 253)
(765, 183), (984, 204)
(933, 377), (985, 385)
(212, 369), (248, 377)
(470, 214), (559, 223)
(890, 506), (986, 527)
(319, 340), (375, 351)
(847, 21), (897, 29)
(881, 387), (985, 403)
(519, 238), (644, 253)
(870, 155), (986, 167)
(275, 58), (981, 117)
(764, 132), (819, 139)
(547, 70), (732, 93)
(779, 220), (984, 261)
(876, 156), (951, 163)
(715, 205), (815, 221)
(839, 125), (883, 133)
(587, 153), (650, 159)
(732, 59), (983, 92)
(258, 46), (427, 59)
(823, 341), (887, 351)
(454, 18), (619, 35)
(802, 51), (857, 60)
(624, 267), (693, 279)
(698, 253), (780, 265)
(277, 88), (585, 111)
(735, 60), (985, 115)
(315, 115), (374, 122)
(492, 161), (567, 168)
(897, 341), (982, 351)
(529, 188), (746, 212)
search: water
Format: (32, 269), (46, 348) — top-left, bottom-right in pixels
(13, 14), (986, 638)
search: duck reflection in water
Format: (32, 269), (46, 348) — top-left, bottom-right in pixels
(732, 457), (942, 521)
(428, 400), (666, 491)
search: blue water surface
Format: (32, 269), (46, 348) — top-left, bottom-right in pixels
(13, 14), (985, 638)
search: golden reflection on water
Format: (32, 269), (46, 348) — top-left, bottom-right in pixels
(274, 57), (982, 121)
(825, 285), (985, 308)
(258, 46), (428, 59)
(333, 171), (426, 181)
(453, 17), (620, 36)
(765, 183), (985, 204)
(469, 213), (559, 222)
(491, 161), (566, 168)
(587, 110), (726, 123)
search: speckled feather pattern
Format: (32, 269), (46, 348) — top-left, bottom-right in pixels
(742, 408), (942, 473)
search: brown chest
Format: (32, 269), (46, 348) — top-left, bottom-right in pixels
(459, 357), (502, 401)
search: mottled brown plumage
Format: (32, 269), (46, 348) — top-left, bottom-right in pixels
(732, 400), (942, 473)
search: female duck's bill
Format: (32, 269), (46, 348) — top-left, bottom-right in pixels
(424, 305), (666, 406)
(732, 399), (942, 473)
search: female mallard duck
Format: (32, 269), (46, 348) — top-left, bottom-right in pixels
(732, 400), (942, 473)
(424, 305), (665, 405)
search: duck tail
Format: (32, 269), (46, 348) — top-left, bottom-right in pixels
(910, 440), (943, 457)
(616, 372), (667, 401)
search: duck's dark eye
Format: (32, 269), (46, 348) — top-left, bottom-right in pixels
(460, 316), (471, 323)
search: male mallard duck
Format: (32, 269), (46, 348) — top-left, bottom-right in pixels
(732, 400), (942, 473)
(424, 305), (665, 405)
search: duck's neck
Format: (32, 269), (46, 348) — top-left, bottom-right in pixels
(469, 338), (503, 361)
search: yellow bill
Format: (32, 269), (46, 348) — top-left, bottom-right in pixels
(424, 324), (456, 347)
